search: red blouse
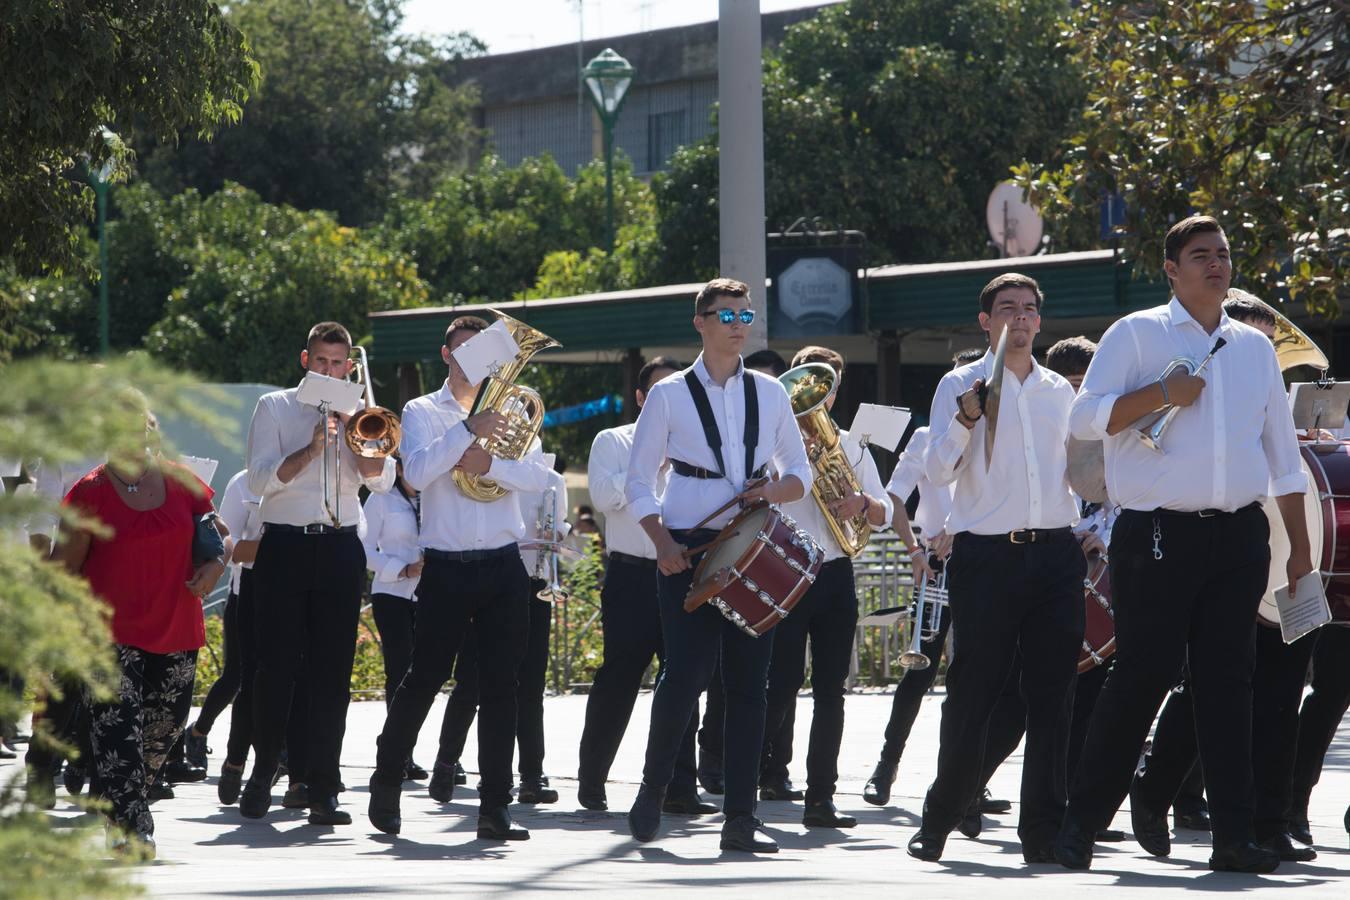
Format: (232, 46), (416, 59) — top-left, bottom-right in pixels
(65, 464), (214, 654)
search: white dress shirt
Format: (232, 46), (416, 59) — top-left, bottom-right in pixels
(886, 426), (953, 539)
(518, 469), (570, 577)
(782, 429), (893, 562)
(246, 384), (395, 527)
(626, 355), (813, 530)
(926, 352), (1080, 535)
(1070, 298), (1306, 511)
(217, 469), (262, 594)
(362, 488), (422, 600)
(400, 381), (554, 552)
(589, 422), (664, 559)
(30, 457), (102, 539)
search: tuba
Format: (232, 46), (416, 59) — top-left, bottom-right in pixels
(452, 309), (561, 502)
(345, 346), (401, 459)
(1227, 289), (1330, 372)
(779, 362), (872, 557)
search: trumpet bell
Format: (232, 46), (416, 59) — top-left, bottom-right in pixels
(898, 650), (931, 671)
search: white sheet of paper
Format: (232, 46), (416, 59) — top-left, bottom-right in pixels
(452, 319), (521, 385)
(296, 371), (365, 416)
(1272, 574), (1332, 644)
(849, 403), (911, 452)
(181, 455), (219, 488)
(0, 458), (20, 478)
(1288, 382), (1350, 431)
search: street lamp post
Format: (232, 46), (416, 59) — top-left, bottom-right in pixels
(86, 128), (118, 357)
(582, 48), (635, 256)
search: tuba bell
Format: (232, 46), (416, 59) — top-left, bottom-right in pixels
(1227, 289), (1330, 372)
(451, 309), (562, 502)
(779, 362), (872, 557)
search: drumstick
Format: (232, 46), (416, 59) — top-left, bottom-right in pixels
(682, 530), (740, 560)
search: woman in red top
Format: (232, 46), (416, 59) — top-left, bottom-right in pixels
(58, 443), (228, 856)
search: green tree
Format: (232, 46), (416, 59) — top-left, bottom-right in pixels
(0, 1), (258, 275)
(1015, 1), (1349, 319)
(139, 0), (484, 225)
(649, 139), (721, 285)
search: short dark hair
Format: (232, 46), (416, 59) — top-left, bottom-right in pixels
(978, 273), (1044, 315)
(695, 277), (751, 315)
(306, 321), (352, 352)
(1223, 289), (1276, 329)
(638, 355), (682, 394)
(953, 347), (984, 366)
(791, 345), (845, 379)
(444, 314), (490, 346)
(1164, 215), (1225, 264)
(1045, 336), (1097, 378)
(744, 349), (788, 377)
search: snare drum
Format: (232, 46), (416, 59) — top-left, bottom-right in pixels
(1079, 555), (1116, 673)
(1260, 440), (1350, 627)
(683, 503), (823, 637)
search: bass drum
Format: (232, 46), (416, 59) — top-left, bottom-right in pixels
(1260, 440), (1350, 627)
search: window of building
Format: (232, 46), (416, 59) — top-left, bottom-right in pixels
(647, 110), (687, 172)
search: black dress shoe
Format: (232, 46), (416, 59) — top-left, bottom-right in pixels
(577, 782), (608, 811)
(1024, 846), (1057, 864)
(26, 770), (56, 810)
(698, 771), (725, 796)
(1174, 808), (1212, 831)
(1053, 818), (1096, 870)
(308, 794), (352, 826)
(163, 759), (207, 784)
(478, 806), (529, 841)
(239, 775), (271, 819)
(759, 777), (804, 801)
(63, 762), (86, 796)
(627, 783), (665, 843)
(281, 782), (310, 809)
(907, 829), (947, 862)
(721, 815), (778, 853)
(863, 759), (898, 807)
(185, 727), (210, 769)
(428, 761), (456, 803)
(1130, 787), (1170, 857)
(1288, 816), (1312, 846)
(218, 763), (244, 805)
(977, 788), (1012, 814)
(404, 758), (429, 781)
(957, 808), (983, 838)
(517, 777), (559, 804)
(453, 761), (467, 785)
(368, 775), (402, 835)
(148, 780), (174, 802)
(1209, 841), (1280, 873)
(803, 799), (856, 828)
(1097, 828), (1126, 842)
(1259, 832), (1316, 862)
(663, 792), (719, 815)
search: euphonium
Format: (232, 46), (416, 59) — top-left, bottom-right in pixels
(779, 362), (871, 557)
(452, 309), (561, 502)
(345, 346), (401, 459)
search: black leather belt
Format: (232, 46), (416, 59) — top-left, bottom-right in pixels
(1149, 501), (1261, 519)
(670, 459), (768, 480)
(425, 544), (519, 563)
(608, 550), (657, 570)
(965, 527), (1073, 545)
(263, 523), (357, 535)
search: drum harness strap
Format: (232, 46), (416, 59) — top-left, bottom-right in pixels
(681, 368), (763, 493)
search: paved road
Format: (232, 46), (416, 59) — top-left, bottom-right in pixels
(11, 689), (1349, 897)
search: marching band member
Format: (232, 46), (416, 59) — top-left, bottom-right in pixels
(367, 314), (553, 842)
(625, 278), (812, 853)
(760, 346), (891, 829)
(908, 273), (1088, 865)
(578, 356), (715, 814)
(1056, 216), (1311, 873)
(240, 321), (395, 826)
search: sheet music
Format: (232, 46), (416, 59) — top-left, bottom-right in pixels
(452, 320), (520, 385)
(296, 371), (364, 416)
(849, 403), (911, 453)
(1273, 574), (1332, 644)
(181, 455), (219, 488)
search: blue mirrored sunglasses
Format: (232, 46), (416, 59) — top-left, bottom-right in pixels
(702, 308), (755, 325)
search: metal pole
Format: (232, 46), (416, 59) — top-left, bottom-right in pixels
(97, 181), (110, 356)
(603, 119), (616, 256)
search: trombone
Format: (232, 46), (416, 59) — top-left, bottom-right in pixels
(898, 554), (948, 671)
(317, 346), (402, 526)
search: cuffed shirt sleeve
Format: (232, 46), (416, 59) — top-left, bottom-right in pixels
(1261, 346), (1309, 496)
(925, 374), (971, 486)
(587, 432), (628, 513)
(1071, 318), (1134, 441)
(626, 383), (670, 523)
(400, 402), (474, 492)
(245, 397), (289, 498)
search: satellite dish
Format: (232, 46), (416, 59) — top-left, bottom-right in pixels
(986, 181), (1044, 258)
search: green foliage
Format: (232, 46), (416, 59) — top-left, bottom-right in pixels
(138, 0), (484, 225)
(1014, 1), (1349, 319)
(0, 784), (139, 900)
(0, 0), (258, 275)
(649, 139), (722, 284)
(548, 536), (609, 692)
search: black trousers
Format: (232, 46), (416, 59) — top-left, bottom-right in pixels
(578, 555), (698, 792)
(880, 604), (951, 764)
(1068, 662), (1109, 782)
(439, 584), (552, 780)
(249, 529), (365, 797)
(642, 528), (775, 820)
(923, 531), (1084, 850)
(1290, 625), (1350, 817)
(698, 657), (726, 780)
(375, 552), (529, 809)
(223, 570), (257, 764)
(1067, 506), (1270, 848)
(761, 558), (858, 802)
(1251, 623), (1319, 839)
(25, 677), (90, 778)
(370, 591), (461, 766)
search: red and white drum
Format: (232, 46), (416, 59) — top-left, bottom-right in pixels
(684, 503), (823, 637)
(1079, 555), (1116, 672)
(1260, 440), (1350, 627)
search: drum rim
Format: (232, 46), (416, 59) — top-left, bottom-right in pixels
(687, 503), (780, 610)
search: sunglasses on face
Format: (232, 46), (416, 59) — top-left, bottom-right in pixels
(701, 308), (756, 325)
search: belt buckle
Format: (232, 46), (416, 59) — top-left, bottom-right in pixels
(303, 523), (327, 535)
(1197, 509), (1218, 519)
(1008, 530), (1029, 544)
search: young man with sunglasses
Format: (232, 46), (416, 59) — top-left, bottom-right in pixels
(624, 278), (813, 853)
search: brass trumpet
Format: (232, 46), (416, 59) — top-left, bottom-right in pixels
(1136, 338), (1226, 453)
(898, 558), (948, 671)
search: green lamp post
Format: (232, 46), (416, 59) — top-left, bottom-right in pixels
(582, 48), (636, 256)
(87, 127), (118, 357)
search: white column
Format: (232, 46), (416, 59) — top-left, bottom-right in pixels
(718, 0), (768, 351)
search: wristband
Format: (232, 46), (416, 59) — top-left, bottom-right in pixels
(860, 494), (871, 517)
(1158, 378), (1170, 406)
(907, 546), (925, 557)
